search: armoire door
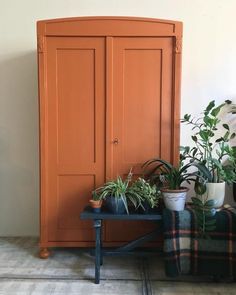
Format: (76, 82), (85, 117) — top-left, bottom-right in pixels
(46, 37), (106, 242)
(105, 37), (174, 242)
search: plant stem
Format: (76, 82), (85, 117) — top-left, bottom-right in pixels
(202, 204), (205, 233)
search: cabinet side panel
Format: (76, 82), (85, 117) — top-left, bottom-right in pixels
(38, 36), (49, 245)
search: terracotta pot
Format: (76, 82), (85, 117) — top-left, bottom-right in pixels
(161, 187), (188, 211)
(89, 199), (103, 213)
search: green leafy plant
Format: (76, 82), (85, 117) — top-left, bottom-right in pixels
(127, 178), (160, 209)
(232, 147), (236, 201)
(95, 171), (143, 213)
(191, 196), (217, 237)
(89, 190), (103, 212)
(142, 158), (211, 190)
(181, 100), (236, 184)
(96, 176), (130, 213)
(92, 190), (101, 201)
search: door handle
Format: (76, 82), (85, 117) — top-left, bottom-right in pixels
(112, 138), (119, 145)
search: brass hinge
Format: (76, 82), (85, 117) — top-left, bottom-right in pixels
(37, 35), (45, 53)
(175, 36), (182, 54)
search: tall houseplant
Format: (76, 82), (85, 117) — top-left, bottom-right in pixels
(143, 158), (210, 211)
(231, 146), (236, 202)
(181, 100), (236, 207)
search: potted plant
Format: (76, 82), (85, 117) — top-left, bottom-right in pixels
(89, 191), (103, 213)
(127, 178), (160, 213)
(143, 158), (210, 211)
(234, 182), (236, 202)
(191, 196), (217, 237)
(95, 171), (142, 214)
(231, 146), (236, 202)
(181, 100), (236, 207)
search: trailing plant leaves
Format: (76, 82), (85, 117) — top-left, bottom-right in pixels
(127, 178), (159, 209)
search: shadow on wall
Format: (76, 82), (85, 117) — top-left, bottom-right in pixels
(0, 51), (39, 236)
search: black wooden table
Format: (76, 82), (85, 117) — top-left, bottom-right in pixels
(80, 206), (162, 284)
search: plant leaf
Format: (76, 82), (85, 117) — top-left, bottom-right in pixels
(206, 225), (217, 231)
(205, 199), (217, 207)
(205, 100), (215, 115)
(223, 123), (229, 130)
(191, 197), (203, 206)
(211, 106), (221, 117)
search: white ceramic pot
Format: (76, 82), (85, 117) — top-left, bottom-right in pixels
(204, 182), (225, 208)
(161, 188), (188, 211)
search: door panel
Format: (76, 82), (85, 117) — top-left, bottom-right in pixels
(122, 49), (161, 164)
(106, 37), (173, 242)
(46, 37), (105, 241)
(57, 49), (97, 170)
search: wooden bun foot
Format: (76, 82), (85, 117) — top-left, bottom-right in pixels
(39, 248), (50, 259)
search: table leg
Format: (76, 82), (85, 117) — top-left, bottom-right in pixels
(94, 219), (101, 284)
(100, 220), (103, 266)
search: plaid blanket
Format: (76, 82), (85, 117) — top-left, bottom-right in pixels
(163, 206), (236, 277)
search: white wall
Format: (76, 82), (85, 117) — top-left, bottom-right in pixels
(0, 0), (236, 236)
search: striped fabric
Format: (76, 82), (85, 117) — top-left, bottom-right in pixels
(163, 206), (236, 278)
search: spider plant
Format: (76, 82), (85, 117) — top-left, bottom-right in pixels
(96, 176), (130, 213)
(95, 171), (142, 214)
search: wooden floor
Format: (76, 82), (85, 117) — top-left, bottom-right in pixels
(0, 237), (235, 295)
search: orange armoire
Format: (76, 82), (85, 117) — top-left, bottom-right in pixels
(37, 17), (182, 258)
